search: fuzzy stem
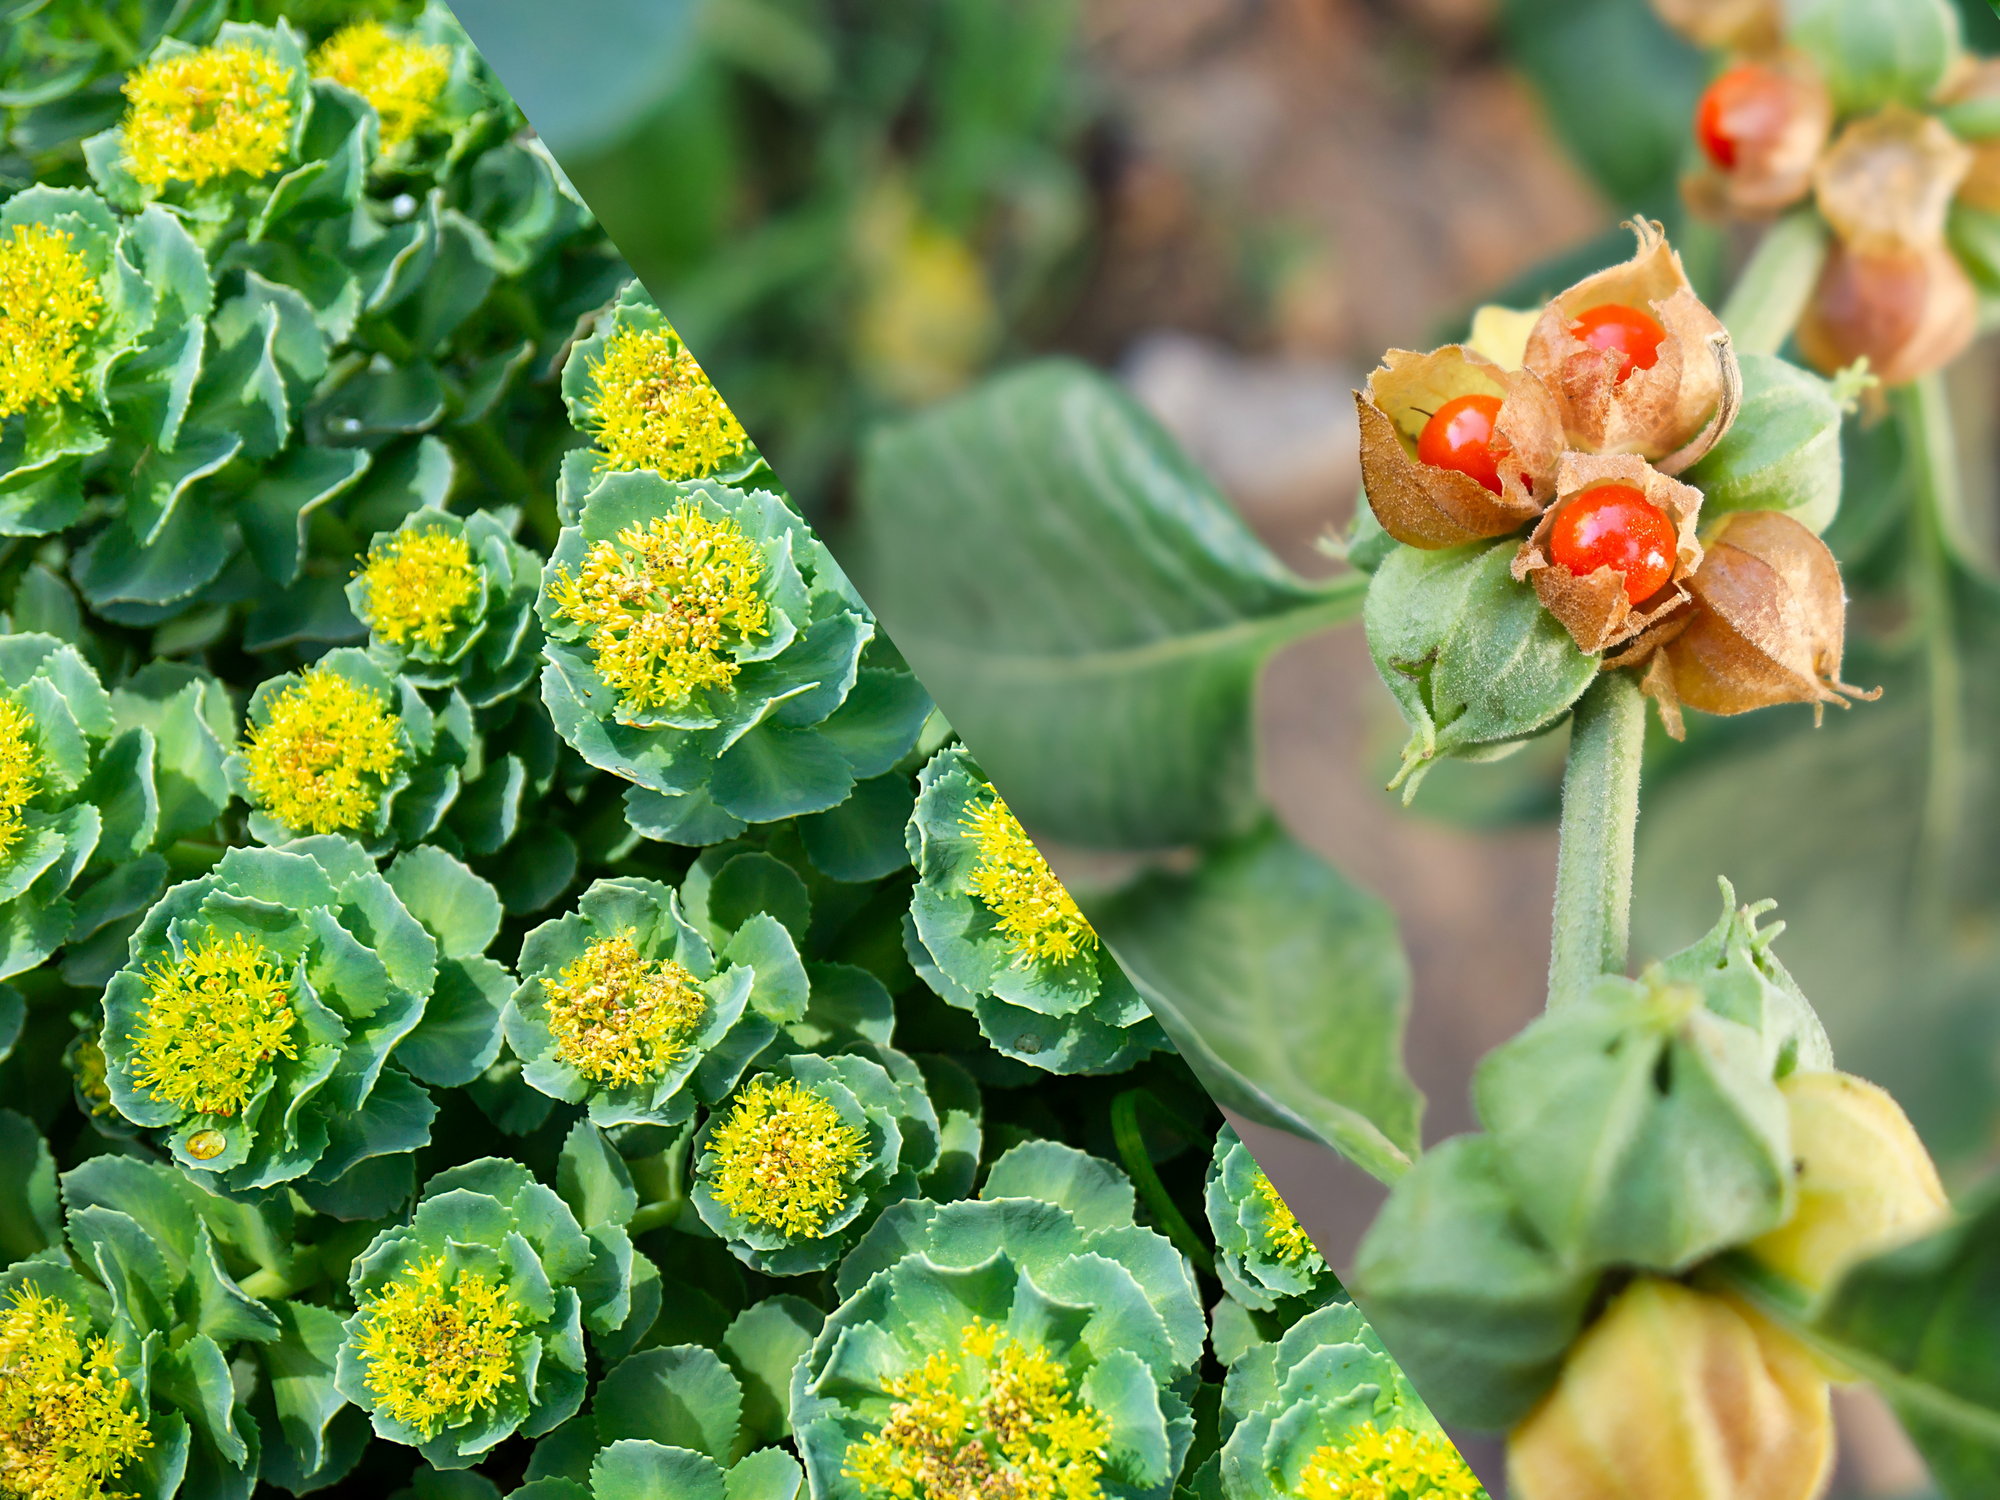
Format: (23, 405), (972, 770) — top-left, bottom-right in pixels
(1893, 376), (1968, 926)
(1110, 1090), (1214, 1276)
(1718, 209), (1828, 359)
(1548, 671), (1646, 1010)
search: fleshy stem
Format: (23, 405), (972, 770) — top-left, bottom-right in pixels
(1893, 375), (1970, 929)
(1547, 670), (1645, 1011)
(1110, 1090), (1215, 1276)
(1717, 208), (1828, 359)
(626, 1122), (695, 1235)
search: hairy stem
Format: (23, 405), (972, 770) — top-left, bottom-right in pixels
(1110, 1090), (1215, 1276)
(1548, 671), (1646, 1010)
(1718, 209), (1828, 359)
(1894, 376), (1967, 926)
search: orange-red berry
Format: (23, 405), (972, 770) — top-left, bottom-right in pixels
(1416, 393), (1508, 495)
(1696, 62), (1795, 171)
(1571, 304), (1667, 384)
(1549, 484), (1676, 603)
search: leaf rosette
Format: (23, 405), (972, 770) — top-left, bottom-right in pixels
(557, 281), (765, 525)
(1, 1137), (281, 1500)
(503, 874), (800, 1129)
(905, 746), (1164, 1074)
(1215, 1301), (1485, 1500)
(98, 837), (497, 1193)
(0, 187), (210, 532)
(335, 1156), (625, 1469)
(1205, 1126), (1338, 1313)
(690, 1048), (942, 1276)
(227, 647), (473, 855)
(792, 1142), (1206, 1500)
(350, 507), (546, 709)
(0, 633), (162, 981)
(86, 23), (312, 217)
(537, 471), (890, 841)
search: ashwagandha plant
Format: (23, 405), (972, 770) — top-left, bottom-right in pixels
(847, 3), (2000, 1494)
(0, 8), (1496, 1500)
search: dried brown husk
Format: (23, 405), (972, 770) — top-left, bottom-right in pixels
(1523, 220), (1742, 473)
(1794, 239), (1977, 388)
(1958, 142), (2000, 213)
(1681, 55), (1833, 217)
(1355, 345), (1563, 549)
(1507, 1279), (1833, 1500)
(1648, 0), (1782, 49)
(1943, 62), (2000, 212)
(1814, 107), (1972, 253)
(1513, 453), (1704, 655)
(1638, 510), (1878, 740)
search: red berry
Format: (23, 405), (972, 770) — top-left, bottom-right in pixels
(1696, 62), (1792, 171)
(1571, 304), (1667, 384)
(1416, 393), (1509, 495)
(1549, 485), (1676, 603)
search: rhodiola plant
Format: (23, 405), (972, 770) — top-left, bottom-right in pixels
(0, 7), (1495, 1500)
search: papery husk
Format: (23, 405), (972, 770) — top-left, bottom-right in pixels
(1356, 345), (1563, 549)
(1943, 61), (2000, 212)
(1523, 220), (1742, 473)
(1814, 107), (1972, 253)
(1682, 56), (1833, 217)
(1637, 510), (1878, 741)
(1745, 1071), (1948, 1303)
(1648, 0), (1782, 50)
(1508, 1279), (1834, 1500)
(1512, 453), (1703, 654)
(1958, 141), (2000, 213)
(1795, 238), (1977, 387)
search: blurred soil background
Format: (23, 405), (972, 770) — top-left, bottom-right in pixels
(453, 0), (2000, 1491)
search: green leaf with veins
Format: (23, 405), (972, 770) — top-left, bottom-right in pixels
(855, 358), (1362, 850)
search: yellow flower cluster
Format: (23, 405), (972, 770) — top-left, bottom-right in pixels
(1293, 1425), (1486, 1500)
(961, 796), (1096, 967)
(0, 701), (40, 864)
(0, 224), (104, 420)
(586, 325), (750, 480)
(706, 1074), (868, 1237)
(241, 668), (404, 834)
(357, 528), (481, 654)
(130, 928), (298, 1119)
(121, 44), (295, 191)
(845, 1319), (1111, 1500)
(550, 506), (769, 712)
(310, 21), (450, 146)
(354, 1256), (522, 1437)
(0, 1284), (151, 1500)
(1253, 1169), (1319, 1266)
(545, 930), (707, 1087)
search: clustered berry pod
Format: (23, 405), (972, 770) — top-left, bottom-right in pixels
(1353, 883), (1949, 1495)
(1215, 1301), (1485, 1500)
(1506, 1279), (1834, 1500)
(905, 745), (1164, 1071)
(1205, 1125), (1341, 1313)
(1359, 219), (1866, 768)
(790, 1141), (1206, 1500)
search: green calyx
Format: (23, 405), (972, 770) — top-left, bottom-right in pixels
(1205, 1126), (1338, 1313)
(906, 746), (1163, 1074)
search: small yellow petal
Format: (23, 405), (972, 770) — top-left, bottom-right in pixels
(311, 21), (450, 146)
(0, 1283), (152, 1500)
(0, 224), (103, 419)
(705, 1075), (868, 1237)
(0, 701), (41, 863)
(241, 667), (404, 835)
(586, 324), (750, 480)
(357, 528), (480, 654)
(544, 929), (706, 1087)
(121, 44), (295, 191)
(1295, 1424), (1486, 1500)
(129, 928), (298, 1119)
(355, 1255), (522, 1436)
(961, 794), (1096, 968)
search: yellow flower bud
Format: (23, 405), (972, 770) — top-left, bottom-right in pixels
(1509, 1279), (1832, 1500)
(1746, 1071), (1947, 1300)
